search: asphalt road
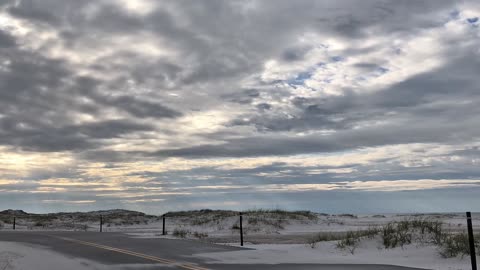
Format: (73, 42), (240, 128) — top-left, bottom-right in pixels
(0, 231), (428, 270)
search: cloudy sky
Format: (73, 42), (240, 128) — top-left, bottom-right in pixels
(1, 0), (480, 214)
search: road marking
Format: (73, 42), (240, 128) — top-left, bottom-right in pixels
(53, 236), (211, 270)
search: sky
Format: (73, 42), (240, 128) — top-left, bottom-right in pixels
(0, 0), (480, 214)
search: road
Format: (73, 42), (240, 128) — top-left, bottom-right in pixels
(0, 231), (428, 270)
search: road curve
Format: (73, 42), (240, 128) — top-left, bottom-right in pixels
(0, 231), (428, 270)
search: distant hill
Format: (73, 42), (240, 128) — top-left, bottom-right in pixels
(0, 209), (147, 216)
(0, 209), (159, 229)
(0, 209), (29, 216)
(54, 209), (147, 217)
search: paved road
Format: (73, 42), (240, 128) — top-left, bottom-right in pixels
(0, 231), (427, 270)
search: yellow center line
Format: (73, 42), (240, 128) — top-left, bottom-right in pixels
(52, 236), (211, 270)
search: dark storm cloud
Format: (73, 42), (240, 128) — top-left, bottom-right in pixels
(0, 116), (153, 151)
(91, 56), (183, 88)
(0, 29), (15, 47)
(0, 49), (91, 151)
(67, 120), (154, 139)
(282, 46), (311, 62)
(0, 32), (180, 153)
(222, 89), (260, 104)
(101, 96), (182, 119)
(7, 0), (59, 24)
(256, 103), (272, 111)
(77, 149), (146, 163)
(71, 76), (182, 118)
(353, 63), (382, 72)
(152, 123), (451, 158)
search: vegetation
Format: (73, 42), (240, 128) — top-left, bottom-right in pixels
(336, 231), (361, 254)
(0, 209), (155, 230)
(307, 226), (379, 250)
(164, 208), (319, 235)
(165, 209), (238, 218)
(338, 214), (357, 219)
(306, 218), (480, 259)
(245, 208), (318, 220)
(439, 232), (480, 258)
(381, 219), (444, 248)
(172, 228), (190, 238)
(193, 231), (209, 239)
(307, 232), (349, 248)
(3, 208), (478, 260)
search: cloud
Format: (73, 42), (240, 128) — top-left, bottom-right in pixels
(0, 29), (16, 47)
(263, 179), (480, 192)
(42, 200), (96, 204)
(0, 0), (480, 212)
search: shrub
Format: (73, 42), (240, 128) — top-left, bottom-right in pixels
(439, 233), (470, 258)
(245, 208), (318, 221)
(382, 223), (398, 248)
(307, 232), (345, 248)
(263, 218), (285, 229)
(34, 221), (45, 227)
(336, 231), (361, 254)
(338, 214), (357, 219)
(308, 226), (380, 250)
(193, 231), (208, 239)
(439, 232), (480, 258)
(382, 221), (412, 248)
(363, 226), (380, 239)
(172, 228), (189, 238)
(382, 219), (444, 249)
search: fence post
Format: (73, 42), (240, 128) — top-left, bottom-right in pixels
(100, 215), (103, 232)
(467, 212), (477, 270)
(162, 215), (166, 235)
(13, 216), (15, 230)
(239, 212), (243, 246)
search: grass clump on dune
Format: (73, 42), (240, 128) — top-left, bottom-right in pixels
(307, 217), (480, 259)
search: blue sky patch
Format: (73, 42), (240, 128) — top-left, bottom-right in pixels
(449, 10), (460, 19)
(377, 67), (389, 74)
(467, 17), (478, 24)
(331, 56), (343, 62)
(288, 70), (314, 86)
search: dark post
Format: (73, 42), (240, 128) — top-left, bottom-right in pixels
(467, 212), (477, 270)
(162, 215), (166, 235)
(13, 216), (15, 230)
(239, 212), (244, 246)
(100, 215), (103, 232)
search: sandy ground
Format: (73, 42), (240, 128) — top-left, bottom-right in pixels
(0, 235), (477, 270)
(0, 241), (174, 270)
(195, 240), (477, 270)
(0, 241), (106, 270)
(2, 212), (479, 269)
(118, 213), (480, 244)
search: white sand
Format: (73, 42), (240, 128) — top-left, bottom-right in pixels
(195, 240), (476, 270)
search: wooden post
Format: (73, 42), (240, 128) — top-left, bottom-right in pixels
(239, 212), (244, 246)
(13, 216), (15, 230)
(467, 212), (477, 270)
(100, 215), (103, 232)
(162, 215), (166, 235)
